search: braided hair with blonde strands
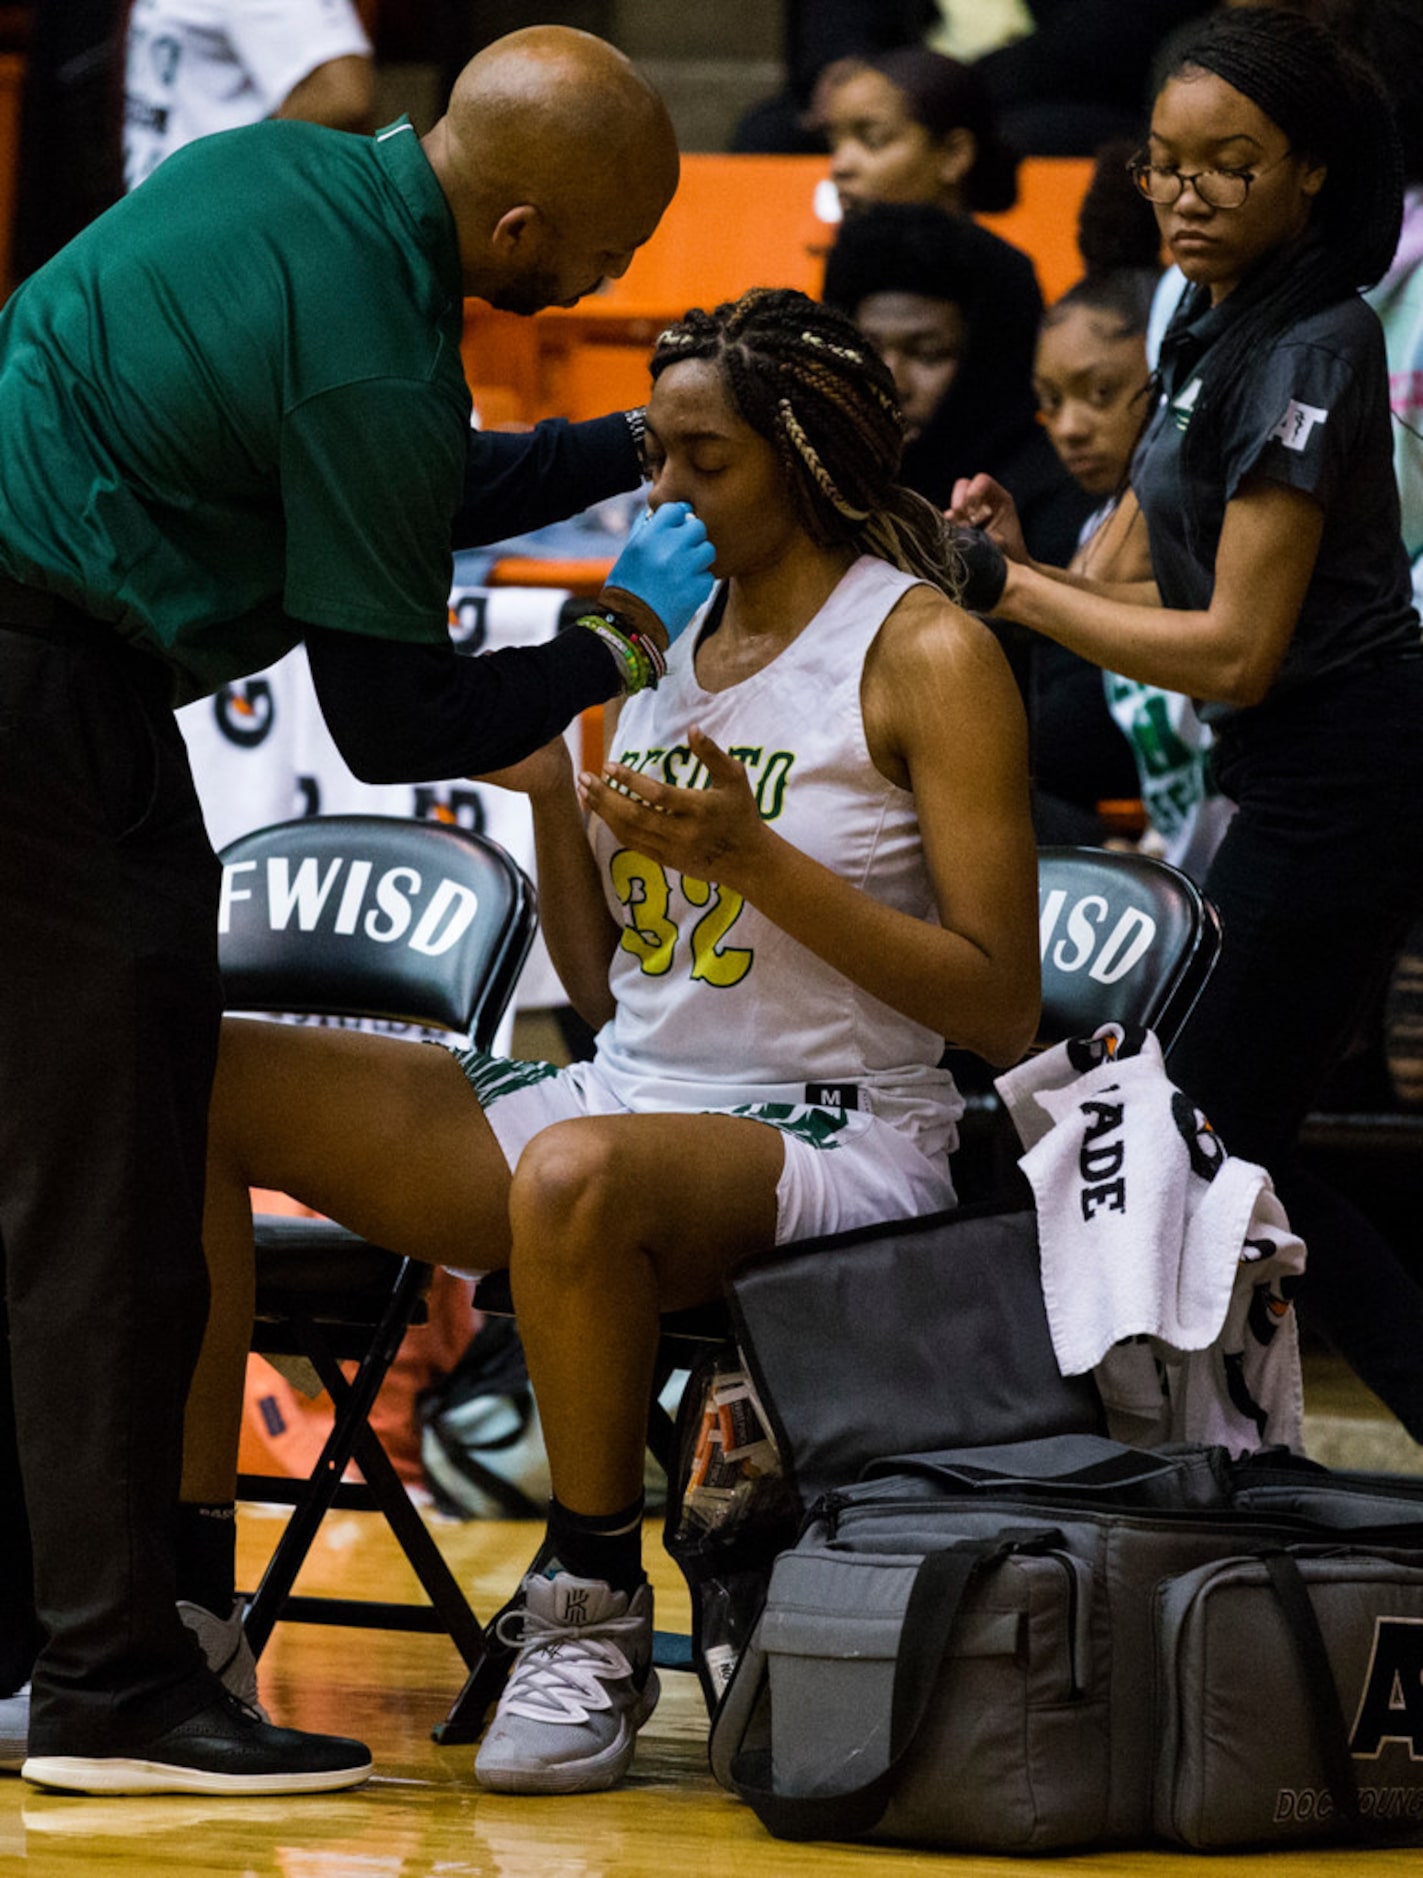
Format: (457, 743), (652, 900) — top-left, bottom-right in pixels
(649, 288), (969, 600)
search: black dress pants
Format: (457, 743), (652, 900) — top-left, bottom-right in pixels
(0, 617), (223, 1753)
(1169, 655), (1423, 1440)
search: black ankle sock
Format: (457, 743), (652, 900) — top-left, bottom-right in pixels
(541, 1493), (645, 1595)
(174, 1502), (236, 1616)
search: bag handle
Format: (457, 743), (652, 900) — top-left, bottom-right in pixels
(726, 1531), (1048, 1840)
(1262, 1550), (1367, 1840)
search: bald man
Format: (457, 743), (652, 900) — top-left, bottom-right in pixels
(0, 27), (709, 1798)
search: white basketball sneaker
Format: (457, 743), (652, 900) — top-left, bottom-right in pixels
(474, 1572), (659, 1794)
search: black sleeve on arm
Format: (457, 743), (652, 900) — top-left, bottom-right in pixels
(306, 624), (621, 783)
(451, 412), (642, 549)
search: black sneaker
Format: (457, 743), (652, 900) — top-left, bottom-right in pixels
(22, 1690), (373, 1796)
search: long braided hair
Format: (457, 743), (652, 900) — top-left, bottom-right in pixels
(648, 287), (968, 600)
(1154, 9), (1404, 555)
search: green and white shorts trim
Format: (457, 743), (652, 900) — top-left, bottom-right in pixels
(442, 1046), (957, 1247)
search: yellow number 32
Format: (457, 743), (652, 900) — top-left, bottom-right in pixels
(608, 851), (753, 987)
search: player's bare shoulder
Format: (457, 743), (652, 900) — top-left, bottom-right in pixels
(863, 579), (1022, 784)
(866, 578), (1012, 698)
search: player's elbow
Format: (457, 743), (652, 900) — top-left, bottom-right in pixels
(1202, 609), (1291, 710)
(975, 1001), (1042, 1070)
(1208, 654), (1276, 711)
(954, 970), (1042, 1070)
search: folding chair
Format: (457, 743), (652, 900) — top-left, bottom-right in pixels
(217, 813), (537, 1743)
(1033, 844), (1221, 1048)
(468, 844), (1224, 1706)
(953, 843), (1224, 1203)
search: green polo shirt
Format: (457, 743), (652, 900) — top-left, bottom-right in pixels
(0, 116), (469, 702)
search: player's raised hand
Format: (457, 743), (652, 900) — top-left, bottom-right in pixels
(579, 725), (768, 887)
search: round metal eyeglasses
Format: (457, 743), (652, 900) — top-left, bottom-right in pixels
(1126, 150), (1295, 211)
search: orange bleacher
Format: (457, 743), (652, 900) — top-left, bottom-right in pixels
(463, 152), (1093, 427)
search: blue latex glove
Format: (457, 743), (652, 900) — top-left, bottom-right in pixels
(603, 501), (716, 644)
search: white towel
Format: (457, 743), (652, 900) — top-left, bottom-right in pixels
(996, 1025), (1306, 1454)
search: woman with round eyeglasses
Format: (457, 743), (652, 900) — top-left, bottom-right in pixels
(951, 7), (1423, 1441)
(1129, 146), (1304, 213)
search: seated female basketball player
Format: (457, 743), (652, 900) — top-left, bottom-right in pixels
(197, 286), (1041, 1794)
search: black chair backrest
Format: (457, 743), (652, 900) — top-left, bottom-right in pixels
(1036, 846), (1221, 1054)
(218, 815), (538, 1046)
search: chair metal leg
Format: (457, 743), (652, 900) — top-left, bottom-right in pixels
(432, 1581), (524, 1744)
(242, 1302), (400, 1657)
(342, 1390), (490, 1664)
(241, 1260), (493, 1676)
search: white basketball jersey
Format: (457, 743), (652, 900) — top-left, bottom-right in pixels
(591, 555), (963, 1158)
(124, 0), (372, 192)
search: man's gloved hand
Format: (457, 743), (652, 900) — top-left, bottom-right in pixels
(602, 502), (716, 645)
(951, 523), (1009, 615)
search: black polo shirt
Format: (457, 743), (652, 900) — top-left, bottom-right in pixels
(1131, 283), (1419, 724)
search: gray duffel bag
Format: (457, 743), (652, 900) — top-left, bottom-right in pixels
(710, 1434), (1423, 1852)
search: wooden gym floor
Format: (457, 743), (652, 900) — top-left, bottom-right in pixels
(0, 1351), (1419, 1878)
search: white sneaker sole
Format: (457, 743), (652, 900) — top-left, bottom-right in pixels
(21, 1753), (373, 1796)
(475, 1670), (661, 1795)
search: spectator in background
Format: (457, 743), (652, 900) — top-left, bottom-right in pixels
(953, 6), (1423, 1438)
(822, 200), (1087, 560)
(813, 47), (1085, 562)
(817, 45), (1023, 228)
(124, 0), (375, 193)
(1034, 141), (1233, 879)
(823, 199), (1137, 841)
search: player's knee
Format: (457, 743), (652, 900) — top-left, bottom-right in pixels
(510, 1120), (627, 1273)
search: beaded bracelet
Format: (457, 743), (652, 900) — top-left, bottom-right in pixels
(576, 608), (667, 695)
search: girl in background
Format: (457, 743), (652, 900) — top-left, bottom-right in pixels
(954, 8), (1423, 1437)
(1033, 142), (1234, 881)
